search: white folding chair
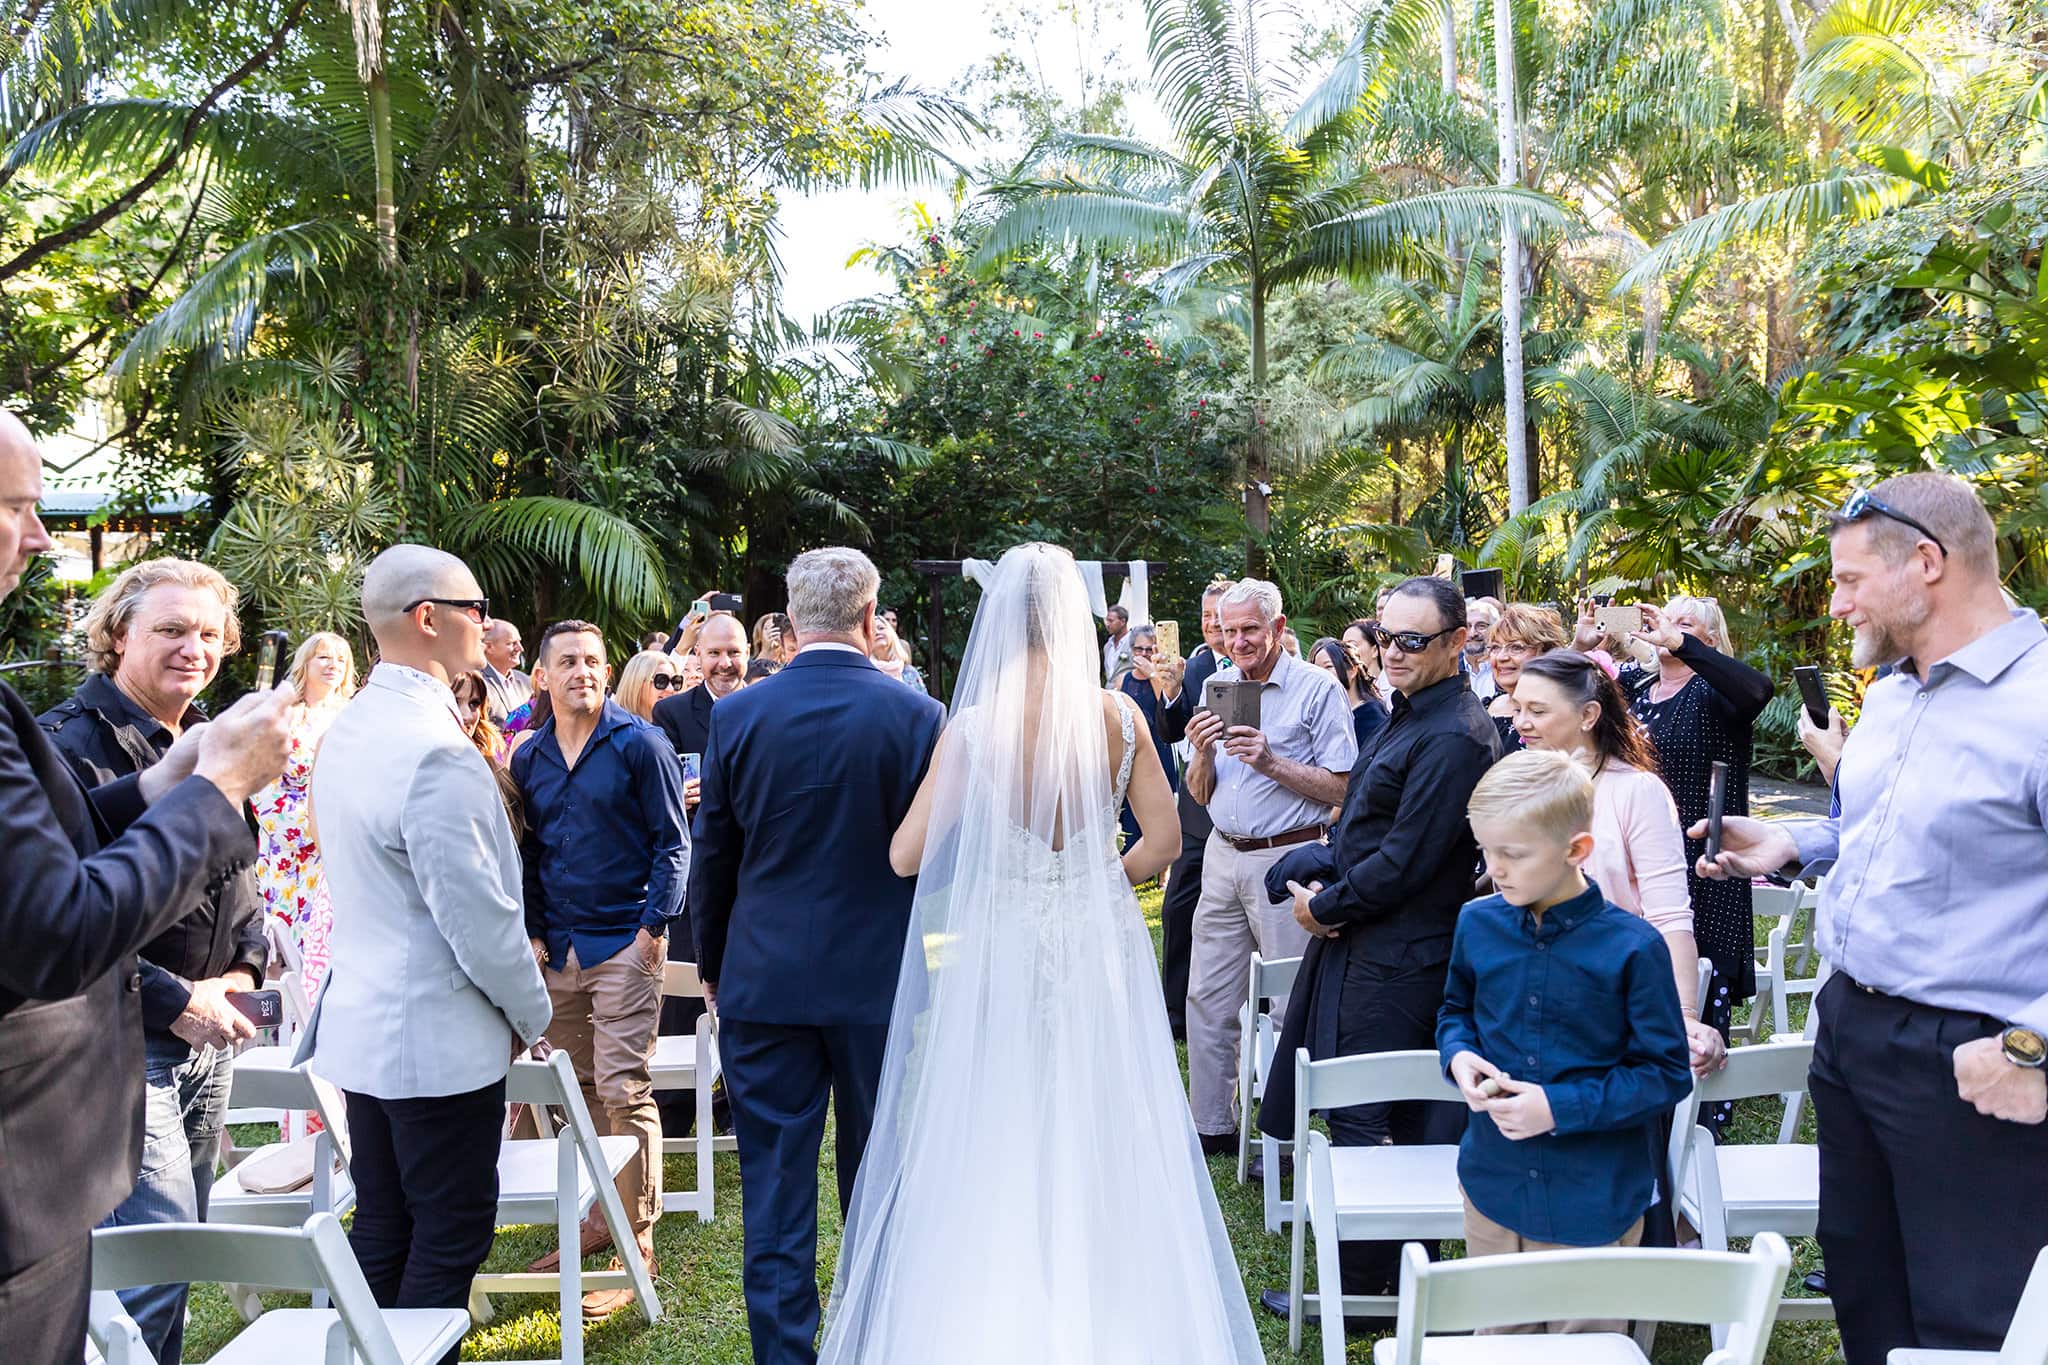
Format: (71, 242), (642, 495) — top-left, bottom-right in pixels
(1674, 1038), (1828, 1344)
(1743, 883), (1807, 1044)
(1237, 952), (1300, 1185)
(85, 1292), (151, 1364)
(1289, 1048), (1466, 1361)
(1373, 1232), (1792, 1365)
(648, 960), (735, 1221)
(90, 1213), (469, 1365)
(469, 1050), (661, 1363)
(1889, 1245), (2048, 1364)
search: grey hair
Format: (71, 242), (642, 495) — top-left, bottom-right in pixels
(786, 547), (880, 636)
(1106, 603), (1129, 622)
(1201, 580), (1232, 601)
(1129, 623), (1157, 643)
(1218, 577), (1283, 623)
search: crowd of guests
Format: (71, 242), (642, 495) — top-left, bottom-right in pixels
(0, 380), (2039, 1365)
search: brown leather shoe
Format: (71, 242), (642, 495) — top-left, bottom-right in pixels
(580, 1254), (657, 1320)
(526, 1220), (613, 1274)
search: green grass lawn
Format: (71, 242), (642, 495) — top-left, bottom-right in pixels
(184, 886), (1842, 1363)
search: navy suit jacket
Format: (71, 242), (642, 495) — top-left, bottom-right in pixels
(688, 647), (945, 1025)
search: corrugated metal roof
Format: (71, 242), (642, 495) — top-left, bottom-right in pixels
(37, 490), (209, 519)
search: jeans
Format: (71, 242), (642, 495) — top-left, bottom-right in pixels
(344, 1079), (505, 1365)
(97, 1036), (233, 1365)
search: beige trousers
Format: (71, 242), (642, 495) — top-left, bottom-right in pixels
(1184, 832), (1312, 1136)
(546, 943), (664, 1241)
(1463, 1191), (1644, 1335)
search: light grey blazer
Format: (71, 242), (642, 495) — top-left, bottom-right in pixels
(296, 663), (551, 1098)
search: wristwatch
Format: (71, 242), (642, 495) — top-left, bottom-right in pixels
(2002, 1026), (2047, 1069)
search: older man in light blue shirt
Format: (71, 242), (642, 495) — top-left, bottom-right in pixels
(1182, 578), (1356, 1148)
(1705, 473), (2047, 1363)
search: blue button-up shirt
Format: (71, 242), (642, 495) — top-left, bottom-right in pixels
(512, 699), (689, 971)
(1436, 881), (1692, 1246)
(1789, 610), (2048, 1032)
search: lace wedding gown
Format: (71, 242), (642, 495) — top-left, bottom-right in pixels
(818, 545), (1262, 1365)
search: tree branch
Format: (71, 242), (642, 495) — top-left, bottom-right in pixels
(0, 0), (310, 283)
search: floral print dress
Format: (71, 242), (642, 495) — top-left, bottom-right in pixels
(253, 699), (345, 998)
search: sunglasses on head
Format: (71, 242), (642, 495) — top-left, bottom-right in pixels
(1836, 490), (1947, 557)
(1370, 624), (1460, 653)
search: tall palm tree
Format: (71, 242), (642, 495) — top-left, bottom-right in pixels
(974, 0), (1565, 563)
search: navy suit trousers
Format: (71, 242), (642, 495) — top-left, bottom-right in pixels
(721, 1018), (889, 1365)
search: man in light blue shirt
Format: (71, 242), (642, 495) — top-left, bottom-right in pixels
(1706, 473), (2047, 1363)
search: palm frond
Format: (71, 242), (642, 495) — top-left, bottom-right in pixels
(1271, 185), (1573, 287)
(1616, 171), (1918, 293)
(446, 496), (668, 618)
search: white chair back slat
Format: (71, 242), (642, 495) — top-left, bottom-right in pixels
(1996, 1246), (2048, 1365)
(1386, 1234), (1792, 1365)
(1297, 1048), (1462, 1113)
(660, 960), (706, 998)
(1695, 1039), (1816, 1105)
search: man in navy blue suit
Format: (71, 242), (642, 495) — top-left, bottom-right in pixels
(689, 547), (945, 1365)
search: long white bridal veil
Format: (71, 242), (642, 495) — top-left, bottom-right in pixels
(819, 544), (1262, 1364)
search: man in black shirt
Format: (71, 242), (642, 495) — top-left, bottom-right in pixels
(39, 557), (267, 1364)
(1259, 576), (1499, 1306)
(1153, 582), (1231, 1038)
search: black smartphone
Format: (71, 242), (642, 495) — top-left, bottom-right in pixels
(227, 989), (283, 1029)
(1592, 592), (1615, 606)
(1793, 665), (1829, 728)
(253, 630), (289, 690)
(707, 592), (743, 614)
(1705, 760), (1728, 864)
(1460, 568), (1503, 602)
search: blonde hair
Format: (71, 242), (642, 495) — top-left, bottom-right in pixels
(286, 631), (358, 703)
(1662, 595), (1731, 653)
(614, 650), (680, 720)
(1467, 749), (1594, 844)
(83, 558), (241, 674)
(1491, 602), (1569, 654)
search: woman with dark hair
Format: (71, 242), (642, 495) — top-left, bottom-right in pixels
(1510, 649), (1726, 1079)
(1342, 619), (1388, 702)
(450, 670), (526, 841)
(1309, 636), (1387, 751)
(1584, 597), (1773, 1066)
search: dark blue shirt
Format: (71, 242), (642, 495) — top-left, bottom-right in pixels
(512, 700), (689, 971)
(1435, 880), (1692, 1246)
(1351, 698), (1388, 752)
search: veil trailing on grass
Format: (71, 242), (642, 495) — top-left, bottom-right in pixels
(818, 543), (1261, 1364)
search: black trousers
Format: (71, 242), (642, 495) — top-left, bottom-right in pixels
(1159, 830), (1205, 1037)
(1328, 957), (1463, 1297)
(721, 1018), (889, 1365)
(1812, 975), (2048, 1362)
(0, 1235), (90, 1365)
(344, 1079), (506, 1365)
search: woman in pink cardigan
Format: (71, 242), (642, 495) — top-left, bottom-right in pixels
(1513, 648), (1728, 1078)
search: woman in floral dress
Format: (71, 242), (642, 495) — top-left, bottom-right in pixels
(253, 632), (358, 999)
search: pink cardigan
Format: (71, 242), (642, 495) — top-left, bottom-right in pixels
(1586, 759), (1693, 934)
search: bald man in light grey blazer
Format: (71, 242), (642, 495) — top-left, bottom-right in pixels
(296, 545), (548, 1357)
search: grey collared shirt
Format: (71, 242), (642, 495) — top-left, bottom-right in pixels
(481, 664), (531, 725)
(1204, 648), (1358, 839)
(1787, 610), (2048, 1032)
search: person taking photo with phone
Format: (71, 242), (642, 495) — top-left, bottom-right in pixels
(1699, 473), (2048, 1363)
(37, 557), (273, 1365)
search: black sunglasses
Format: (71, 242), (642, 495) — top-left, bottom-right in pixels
(404, 596), (491, 622)
(1371, 623), (1461, 654)
(1836, 491), (1947, 558)
(651, 673), (683, 690)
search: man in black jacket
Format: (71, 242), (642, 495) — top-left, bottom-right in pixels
(1152, 581), (1231, 1038)
(1258, 576), (1500, 1310)
(40, 556), (268, 1363)
(0, 409), (291, 1362)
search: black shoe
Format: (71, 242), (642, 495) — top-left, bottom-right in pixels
(1198, 1131), (1236, 1157)
(1258, 1290), (1384, 1326)
(1804, 1268), (1827, 1296)
(1246, 1153), (1294, 1182)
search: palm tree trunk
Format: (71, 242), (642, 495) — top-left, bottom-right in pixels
(1247, 285), (1271, 572)
(1441, 4), (1457, 93)
(368, 69), (398, 270)
(1495, 0), (1529, 516)
(1774, 0), (1807, 58)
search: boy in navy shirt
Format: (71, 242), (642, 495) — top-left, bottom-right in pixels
(1438, 750), (1692, 1331)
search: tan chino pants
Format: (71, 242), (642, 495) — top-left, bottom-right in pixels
(545, 943), (664, 1242)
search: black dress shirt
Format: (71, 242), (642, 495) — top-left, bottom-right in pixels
(39, 673), (266, 1043)
(1308, 671), (1502, 966)
(1158, 644), (1228, 841)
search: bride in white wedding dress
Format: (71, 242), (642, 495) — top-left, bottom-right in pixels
(816, 543), (1263, 1364)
